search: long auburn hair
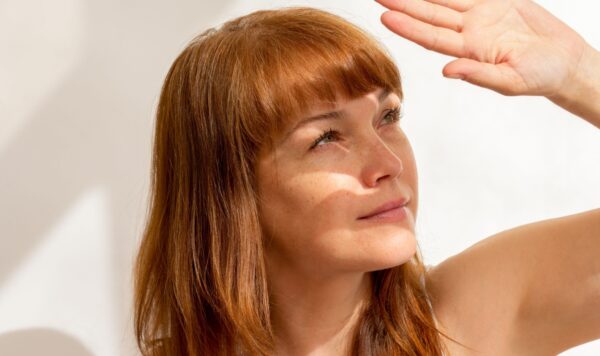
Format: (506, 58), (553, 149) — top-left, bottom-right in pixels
(134, 7), (452, 355)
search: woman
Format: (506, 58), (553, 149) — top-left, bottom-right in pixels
(134, 0), (600, 354)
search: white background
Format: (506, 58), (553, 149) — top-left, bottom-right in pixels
(0, 0), (598, 355)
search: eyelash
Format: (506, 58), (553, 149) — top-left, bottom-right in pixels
(309, 106), (404, 150)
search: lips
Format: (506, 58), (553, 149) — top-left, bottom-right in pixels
(358, 198), (409, 220)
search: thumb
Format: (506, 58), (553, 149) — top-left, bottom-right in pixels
(443, 58), (519, 95)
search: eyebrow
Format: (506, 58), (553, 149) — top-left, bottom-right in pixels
(283, 89), (393, 141)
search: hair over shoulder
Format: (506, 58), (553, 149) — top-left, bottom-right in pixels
(134, 6), (451, 355)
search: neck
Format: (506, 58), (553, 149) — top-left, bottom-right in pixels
(268, 264), (371, 356)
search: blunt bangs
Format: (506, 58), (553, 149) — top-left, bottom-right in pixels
(218, 7), (403, 146)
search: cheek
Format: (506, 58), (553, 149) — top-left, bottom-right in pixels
(402, 148), (418, 186)
(258, 171), (358, 246)
(399, 141), (419, 216)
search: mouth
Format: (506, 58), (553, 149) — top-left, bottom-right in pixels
(358, 198), (410, 220)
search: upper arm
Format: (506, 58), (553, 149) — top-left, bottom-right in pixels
(427, 208), (600, 355)
(511, 208), (600, 354)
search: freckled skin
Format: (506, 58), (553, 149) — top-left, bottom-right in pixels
(256, 89), (420, 279)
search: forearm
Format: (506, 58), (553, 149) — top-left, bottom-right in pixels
(547, 44), (600, 129)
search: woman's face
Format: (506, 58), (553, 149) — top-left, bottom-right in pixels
(256, 88), (418, 277)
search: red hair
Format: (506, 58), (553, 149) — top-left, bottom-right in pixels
(134, 7), (453, 355)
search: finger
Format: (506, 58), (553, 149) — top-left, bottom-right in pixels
(376, 0), (464, 32)
(423, 0), (477, 13)
(380, 11), (465, 58)
(442, 58), (526, 95)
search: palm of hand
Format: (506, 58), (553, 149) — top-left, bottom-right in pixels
(379, 0), (586, 96)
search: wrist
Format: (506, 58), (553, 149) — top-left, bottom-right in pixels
(547, 44), (600, 128)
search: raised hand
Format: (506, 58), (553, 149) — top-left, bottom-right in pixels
(376, 0), (591, 98)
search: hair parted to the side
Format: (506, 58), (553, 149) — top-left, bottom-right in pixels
(134, 7), (454, 355)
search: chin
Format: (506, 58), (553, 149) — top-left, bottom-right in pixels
(358, 229), (417, 272)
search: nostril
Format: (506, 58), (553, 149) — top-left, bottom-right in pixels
(375, 174), (391, 184)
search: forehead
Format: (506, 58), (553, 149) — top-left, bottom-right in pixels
(259, 88), (402, 155)
(286, 88), (397, 131)
(304, 87), (394, 114)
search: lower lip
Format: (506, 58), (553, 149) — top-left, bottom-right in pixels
(359, 206), (408, 222)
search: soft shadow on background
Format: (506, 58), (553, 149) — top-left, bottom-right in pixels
(0, 328), (93, 356)
(0, 0), (233, 354)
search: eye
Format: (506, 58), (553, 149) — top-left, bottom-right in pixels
(382, 106), (403, 125)
(310, 128), (339, 150)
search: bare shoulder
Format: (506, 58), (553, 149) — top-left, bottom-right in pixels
(425, 209), (600, 355)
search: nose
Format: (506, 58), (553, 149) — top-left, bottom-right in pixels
(361, 136), (404, 188)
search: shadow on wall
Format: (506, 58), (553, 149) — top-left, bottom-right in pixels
(0, 0), (234, 353)
(0, 328), (93, 356)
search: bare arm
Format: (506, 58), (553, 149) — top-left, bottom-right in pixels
(511, 208), (600, 353)
(429, 209), (600, 354)
(547, 45), (600, 128)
